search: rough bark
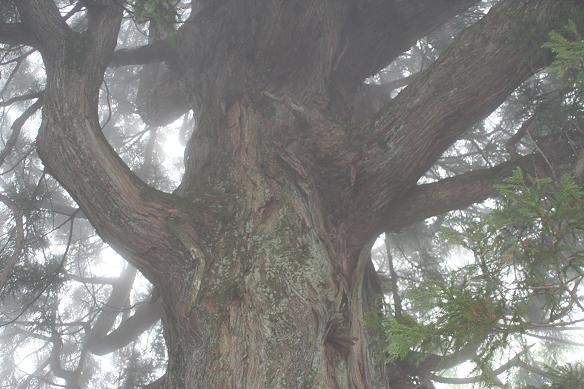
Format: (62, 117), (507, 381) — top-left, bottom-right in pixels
(9, 0), (584, 387)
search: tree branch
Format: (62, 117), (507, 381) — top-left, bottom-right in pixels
(0, 22), (37, 47)
(384, 157), (526, 232)
(50, 331), (82, 389)
(331, 0), (478, 99)
(88, 265), (137, 345)
(15, 1), (70, 60)
(350, 0), (575, 233)
(89, 301), (161, 355)
(25, 0), (192, 283)
(110, 41), (172, 67)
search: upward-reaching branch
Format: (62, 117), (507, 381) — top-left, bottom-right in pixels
(15, 1), (70, 62)
(16, 1), (194, 285)
(349, 0), (576, 233)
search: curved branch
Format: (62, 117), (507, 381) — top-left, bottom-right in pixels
(89, 265), (137, 343)
(26, 0), (191, 282)
(89, 301), (162, 355)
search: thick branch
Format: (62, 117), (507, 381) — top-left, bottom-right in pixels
(331, 0), (478, 98)
(88, 265), (137, 344)
(383, 126), (584, 233)
(0, 22), (36, 47)
(352, 0), (574, 229)
(29, 1), (191, 283)
(15, 1), (70, 60)
(110, 41), (172, 67)
(89, 301), (161, 355)
(384, 158), (525, 232)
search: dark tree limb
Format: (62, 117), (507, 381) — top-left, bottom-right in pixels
(84, 264), (162, 355)
(16, 0), (194, 285)
(110, 42), (172, 67)
(0, 22), (37, 47)
(50, 331), (82, 389)
(331, 0), (478, 99)
(384, 157), (527, 232)
(88, 265), (137, 345)
(15, 1), (70, 61)
(88, 301), (162, 355)
(0, 90), (43, 107)
(348, 0), (576, 238)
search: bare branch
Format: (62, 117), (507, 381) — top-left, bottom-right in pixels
(110, 42), (172, 67)
(88, 301), (161, 355)
(0, 90), (43, 108)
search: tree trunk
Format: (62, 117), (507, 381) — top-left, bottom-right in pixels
(160, 96), (393, 388)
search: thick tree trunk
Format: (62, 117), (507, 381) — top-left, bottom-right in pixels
(160, 96), (392, 388)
